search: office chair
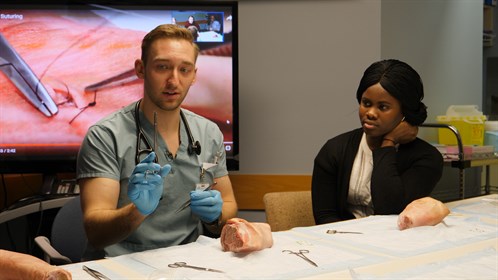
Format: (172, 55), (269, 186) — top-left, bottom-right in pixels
(34, 196), (87, 265)
(263, 191), (315, 232)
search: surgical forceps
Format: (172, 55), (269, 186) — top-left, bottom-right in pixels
(175, 182), (217, 213)
(168, 262), (224, 273)
(326, 229), (363, 234)
(83, 43), (232, 93)
(282, 249), (318, 267)
(82, 265), (111, 280)
(0, 33), (58, 117)
(85, 68), (138, 92)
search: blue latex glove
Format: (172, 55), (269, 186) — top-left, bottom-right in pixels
(128, 152), (171, 215)
(190, 190), (223, 223)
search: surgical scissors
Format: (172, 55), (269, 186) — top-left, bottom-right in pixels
(0, 33), (58, 117)
(82, 265), (111, 280)
(282, 249), (318, 267)
(175, 182), (217, 213)
(168, 262), (224, 273)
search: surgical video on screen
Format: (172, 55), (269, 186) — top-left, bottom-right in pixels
(0, 6), (235, 161)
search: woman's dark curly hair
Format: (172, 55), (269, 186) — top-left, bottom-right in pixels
(355, 59), (427, 125)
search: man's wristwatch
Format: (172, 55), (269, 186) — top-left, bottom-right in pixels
(202, 214), (223, 228)
(203, 218), (221, 226)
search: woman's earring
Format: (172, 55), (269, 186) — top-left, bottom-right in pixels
(401, 116), (405, 122)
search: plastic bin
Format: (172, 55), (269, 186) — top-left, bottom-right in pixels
(484, 121), (498, 151)
(437, 105), (486, 146)
(485, 131), (498, 152)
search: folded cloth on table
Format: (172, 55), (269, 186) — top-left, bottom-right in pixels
(397, 197), (450, 230)
(220, 218), (273, 253)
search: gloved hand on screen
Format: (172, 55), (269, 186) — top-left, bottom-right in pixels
(190, 190), (223, 223)
(128, 152), (171, 215)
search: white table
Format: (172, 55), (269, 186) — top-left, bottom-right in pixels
(63, 195), (498, 279)
(197, 31), (224, 42)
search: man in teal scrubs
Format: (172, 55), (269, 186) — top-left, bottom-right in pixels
(77, 24), (238, 257)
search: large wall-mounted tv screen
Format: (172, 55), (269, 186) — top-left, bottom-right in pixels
(0, 1), (239, 173)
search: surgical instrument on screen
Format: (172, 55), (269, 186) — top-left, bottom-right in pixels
(168, 262), (224, 273)
(0, 33), (58, 117)
(175, 182), (217, 213)
(84, 42), (232, 91)
(82, 265), (111, 280)
(84, 68), (138, 92)
(282, 249), (318, 267)
(326, 229), (363, 234)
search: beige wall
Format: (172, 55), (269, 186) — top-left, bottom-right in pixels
(235, 0), (381, 174)
(233, 0), (492, 213)
(235, 0), (484, 175)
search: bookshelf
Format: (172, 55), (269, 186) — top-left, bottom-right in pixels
(484, 0), (496, 47)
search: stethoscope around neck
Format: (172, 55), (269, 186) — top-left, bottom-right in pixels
(134, 100), (201, 164)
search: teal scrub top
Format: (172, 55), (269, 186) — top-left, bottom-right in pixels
(77, 102), (228, 257)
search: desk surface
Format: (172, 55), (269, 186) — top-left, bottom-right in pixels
(63, 195), (498, 279)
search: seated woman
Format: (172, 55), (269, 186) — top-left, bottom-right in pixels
(312, 59), (443, 224)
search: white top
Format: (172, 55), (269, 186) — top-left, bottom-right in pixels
(347, 133), (374, 218)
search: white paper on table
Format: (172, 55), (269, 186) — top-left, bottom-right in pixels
(293, 215), (498, 258)
(130, 233), (376, 279)
(350, 246), (498, 280)
(450, 197), (498, 219)
(197, 31), (223, 42)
